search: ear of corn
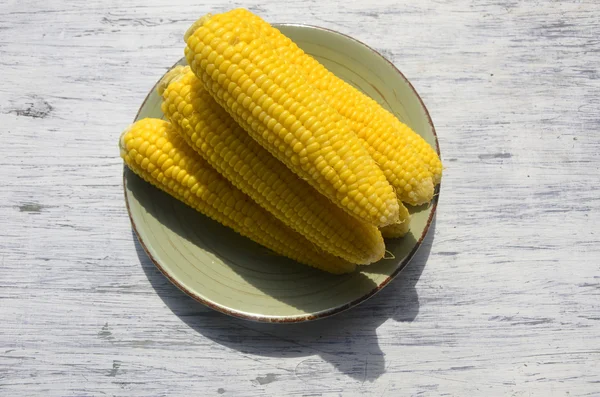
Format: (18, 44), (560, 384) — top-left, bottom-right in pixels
(120, 118), (355, 274)
(183, 12), (400, 227)
(159, 66), (385, 264)
(379, 201), (411, 238)
(383, 112), (442, 186)
(230, 8), (443, 197)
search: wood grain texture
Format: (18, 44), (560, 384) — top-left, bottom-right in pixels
(0, 0), (599, 395)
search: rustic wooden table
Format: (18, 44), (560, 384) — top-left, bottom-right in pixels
(1, 1), (599, 395)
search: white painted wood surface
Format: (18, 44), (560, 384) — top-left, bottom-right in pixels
(1, 0), (599, 395)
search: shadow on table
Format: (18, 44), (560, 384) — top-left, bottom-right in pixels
(135, 220), (434, 383)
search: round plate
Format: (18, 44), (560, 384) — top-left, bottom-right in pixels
(124, 24), (440, 323)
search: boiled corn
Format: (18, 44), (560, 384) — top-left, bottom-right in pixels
(230, 8), (443, 195)
(120, 118), (355, 274)
(184, 12), (399, 227)
(159, 65), (385, 264)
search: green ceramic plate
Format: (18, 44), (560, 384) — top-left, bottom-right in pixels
(124, 24), (440, 323)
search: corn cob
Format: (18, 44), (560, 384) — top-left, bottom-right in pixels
(120, 118), (355, 274)
(379, 201), (411, 238)
(230, 8), (443, 193)
(183, 12), (399, 227)
(159, 66), (385, 264)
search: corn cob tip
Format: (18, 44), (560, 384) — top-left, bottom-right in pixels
(380, 217), (410, 239)
(406, 178), (435, 206)
(157, 65), (190, 96)
(119, 124), (134, 159)
(433, 170), (442, 186)
(365, 240), (386, 264)
(379, 200), (411, 238)
(184, 14), (213, 42)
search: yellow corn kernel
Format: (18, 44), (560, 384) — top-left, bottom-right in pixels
(159, 66), (385, 264)
(231, 8), (443, 197)
(184, 12), (399, 227)
(120, 118), (355, 274)
(379, 201), (411, 238)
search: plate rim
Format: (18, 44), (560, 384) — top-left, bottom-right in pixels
(123, 23), (441, 323)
